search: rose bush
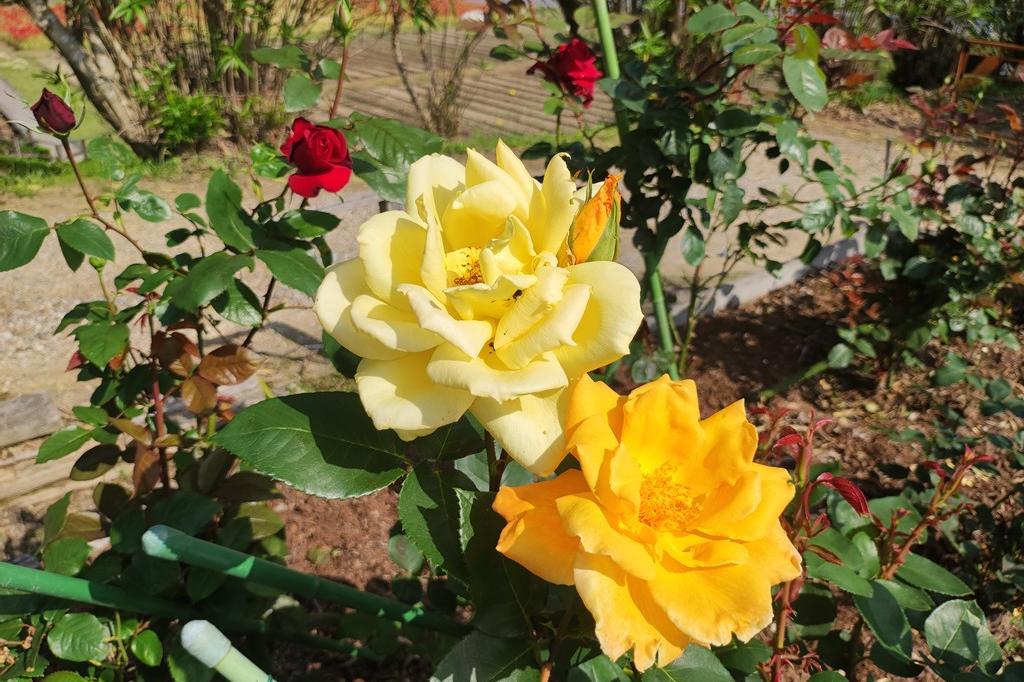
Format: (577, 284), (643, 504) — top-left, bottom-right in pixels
(314, 142), (642, 473)
(493, 375), (801, 669)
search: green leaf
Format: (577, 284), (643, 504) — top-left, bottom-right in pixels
(212, 279), (264, 327)
(641, 644), (732, 681)
(388, 534), (424, 574)
(56, 219), (115, 261)
(791, 24), (820, 60)
(681, 226), (706, 266)
(782, 55), (827, 112)
(351, 152), (405, 203)
(233, 501), (284, 539)
(459, 490), (547, 637)
(279, 209), (340, 238)
(70, 444), (121, 481)
(688, 4), (741, 34)
(283, 73), (322, 112)
(801, 199), (835, 233)
(251, 45), (307, 70)
(827, 343), (854, 369)
(43, 673), (87, 682)
(875, 579), (933, 611)
(348, 113), (443, 167)
(256, 247), (324, 297)
(853, 581), (912, 659)
(48, 613), (108, 662)
(0, 211), (49, 272)
(430, 630), (539, 682)
(714, 108), (760, 136)
(164, 253), (253, 311)
(250, 142), (290, 179)
(805, 553), (872, 596)
(42, 537), (90, 576)
(318, 57), (341, 79)
(489, 44), (521, 61)
(808, 673), (846, 681)
(896, 553), (972, 596)
(38, 427), (93, 463)
(214, 392), (406, 499)
(732, 42), (781, 65)
(44, 493), (72, 543)
(890, 204), (919, 241)
(398, 463), (468, 578)
(72, 405), (108, 425)
(934, 352), (968, 386)
(175, 193), (201, 211)
(924, 599), (1002, 673)
(87, 137), (136, 180)
(74, 321), (129, 367)
(131, 629), (163, 667)
(119, 187), (172, 223)
(149, 492), (222, 535)
(205, 170), (255, 251)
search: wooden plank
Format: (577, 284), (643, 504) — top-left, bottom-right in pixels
(0, 393), (61, 449)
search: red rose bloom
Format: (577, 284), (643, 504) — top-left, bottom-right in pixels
(280, 118), (353, 198)
(528, 38), (603, 108)
(31, 88), (76, 135)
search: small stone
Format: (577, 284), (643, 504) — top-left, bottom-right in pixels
(864, 400), (881, 414)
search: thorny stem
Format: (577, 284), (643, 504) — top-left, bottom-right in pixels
(61, 137), (147, 256)
(677, 262), (704, 375)
(540, 599), (577, 682)
(147, 314), (172, 490)
(242, 278), (277, 348)
(485, 433), (505, 492)
(328, 38), (352, 119)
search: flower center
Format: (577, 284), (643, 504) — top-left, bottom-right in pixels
(638, 461), (703, 534)
(447, 247), (484, 286)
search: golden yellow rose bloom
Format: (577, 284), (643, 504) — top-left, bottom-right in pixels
(493, 375), (802, 670)
(569, 174), (620, 263)
(314, 143), (643, 474)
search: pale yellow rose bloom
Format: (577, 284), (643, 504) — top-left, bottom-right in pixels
(314, 142), (643, 473)
(493, 375), (802, 670)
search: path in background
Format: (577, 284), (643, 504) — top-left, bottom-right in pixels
(324, 29), (616, 136)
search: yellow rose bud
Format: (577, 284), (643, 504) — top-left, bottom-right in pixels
(493, 375), (802, 671)
(569, 173), (621, 263)
(314, 143), (643, 474)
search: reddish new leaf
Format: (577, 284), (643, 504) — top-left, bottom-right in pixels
(197, 345), (261, 386)
(132, 441), (162, 496)
(181, 374), (218, 415)
(817, 472), (869, 515)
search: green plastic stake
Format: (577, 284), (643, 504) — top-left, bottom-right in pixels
(592, 0), (680, 379)
(182, 620), (275, 682)
(0, 561), (366, 658)
(0, 560), (193, 620)
(143, 525), (468, 636)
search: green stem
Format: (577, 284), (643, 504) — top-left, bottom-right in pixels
(677, 264), (703, 376)
(142, 526), (468, 636)
(645, 253), (680, 380)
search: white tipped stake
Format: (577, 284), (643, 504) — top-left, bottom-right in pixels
(181, 620), (275, 682)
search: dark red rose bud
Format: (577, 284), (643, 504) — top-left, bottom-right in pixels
(817, 472), (870, 515)
(527, 38), (603, 108)
(279, 118), (353, 198)
(31, 89), (76, 135)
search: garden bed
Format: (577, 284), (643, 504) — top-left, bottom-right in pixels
(269, 264), (1024, 680)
